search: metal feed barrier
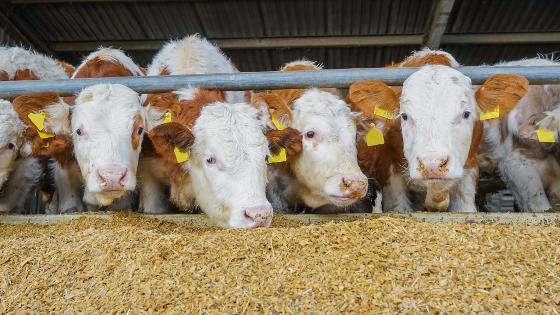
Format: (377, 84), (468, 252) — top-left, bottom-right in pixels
(0, 65), (560, 98)
(1, 65), (560, 219)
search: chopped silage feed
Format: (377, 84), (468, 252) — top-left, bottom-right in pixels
(0, 213), (559, 313)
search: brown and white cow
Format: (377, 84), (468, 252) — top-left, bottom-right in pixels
(12, 48), (145, 211)
(252, 61), (369, 213)
(140, 35), (273, 228)
(484, 58), (560, 211)
(347, 49), (528, 212)
(0, 46), (71, 212)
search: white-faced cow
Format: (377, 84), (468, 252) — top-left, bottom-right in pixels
(347, 49), (528, 212)
(12, 48), (145, 211)
(252, 61), (369, 213)
(0, 46), (72, 212)
(484, 58), (560, 211)
(141, 35), (273, 228)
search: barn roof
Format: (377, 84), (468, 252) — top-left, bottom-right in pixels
(1, 0), (559, 70)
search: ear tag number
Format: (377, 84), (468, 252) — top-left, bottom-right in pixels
(365, 124), (384, 146)
(480, 106), (500, 121)
(374, 106), (394, 119)
(268, 147), (287, 163)
(28, 112), (55, 138)
(163, 111), (172, 124)
(537, 128), (556, 143)
(269, 109), (286, 130)
(173, 146), (190, 163)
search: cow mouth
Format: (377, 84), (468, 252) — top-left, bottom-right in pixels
(327, 195), (358, 207)
(95, 191), (126, 206)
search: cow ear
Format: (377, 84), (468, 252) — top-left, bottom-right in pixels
(475, 74), (529, 119)
(12, 93), (71, 135)
(266, 127), (302, 159)
(252, 92), (292, 129)
(347, 80), (399, 123)
(148, 122), (195, 164)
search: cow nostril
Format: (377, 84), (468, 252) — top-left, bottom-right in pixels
(119, 169), (128, 184)
(243, 210), (255, 222)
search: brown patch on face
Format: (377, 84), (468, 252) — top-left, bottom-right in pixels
(0, 70), (9, 81)
(159, 67), (170, 76)
(14, 69), (39, 81)
(390, 53), (455, 68)
(131, 115), (144, 151)
(464, 121), (484, 169)
(280, 63), (320, 72)
(347, 80), (399, 121)
(56, 60), (75, 77)
(475, 74), (529, 116)
(73, 56), (135, 78)
(266, 128), (302, 158)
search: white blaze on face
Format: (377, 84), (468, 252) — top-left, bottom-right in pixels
(290, 89), (368, 208)
(0, 100), (24, 188)
(400, 65), (477, 183)
(72, 84), (145, 206)
(187, 102), (272, 228)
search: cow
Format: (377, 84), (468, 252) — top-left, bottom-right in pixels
(347, 49), (528, 212)
(484, 58), (560, 211)
(140, 35), (274, 228)
(12, 48), (145, 211)
(251, 61), (369, 213)
(0, 46), (72, 212)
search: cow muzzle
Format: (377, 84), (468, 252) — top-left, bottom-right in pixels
(240, 205), (273, 228)
(326, 174), (368, 207)
(415, 154), (452, 180)
(96, 165), (129, 191)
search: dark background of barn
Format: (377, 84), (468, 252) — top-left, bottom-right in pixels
(1, 0), (558, 212)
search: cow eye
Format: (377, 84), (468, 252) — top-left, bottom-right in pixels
(401, 113), (408, 121)
(305, 131), (315, 139)
(6, 143), (15, 150)
(463, 111), (471, 119)
(137, 127), (144, 135)
(206, 157), (216, 165)
(76, 128), (83, 136)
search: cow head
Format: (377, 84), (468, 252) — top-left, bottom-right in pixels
(72, 84), (145, 205)
(252, 61), (368, 209)
(147, 89), (272, 228)
(0, 100), (25, 188)
(348, 67), (528, 190)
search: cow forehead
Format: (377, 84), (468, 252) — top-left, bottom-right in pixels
(74, 84), (142, 126)
(401, 66), (473, 114)
(0, 100), (24, 143)
(292, 89), (354, 130)
(193, 102), (268, 163)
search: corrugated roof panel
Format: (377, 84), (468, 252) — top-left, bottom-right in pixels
(17, 3), (146, 41)
(129, 2), (204, 40)
(327, 46), (420, 68)
(447, 0), (560, 33)
(225, 49), (273, 72)
(259, 0), (326, 36)
(194, 0), (265, 38)
(270, 48), (328, 70)
(442, 44), (560, 65)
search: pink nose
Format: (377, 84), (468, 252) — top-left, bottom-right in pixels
(340, 175), (368, 199)
(243, 205), (273, 228)
(97, 166), (128, 191)
(416, 155), (450, 179)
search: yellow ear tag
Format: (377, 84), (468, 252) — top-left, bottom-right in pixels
(37, 130), (55, 139)
(537, 128), (556, 143)
(163, 111), (172, 124)
(269, 109), (286, 130)
(267, 147), (287, 163)
(365, 124), (384, 146)
(41, 142), (50, 148)
(373, 106), (394, 119)
(480, 106), (500, 121)
(173, 146), (190, 163)
(28, 112), (47, 130)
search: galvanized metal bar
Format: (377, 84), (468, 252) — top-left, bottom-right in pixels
(423, 0), (456, 49)
(1, 213), (560, 226)
(0, 66), (559, 98)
